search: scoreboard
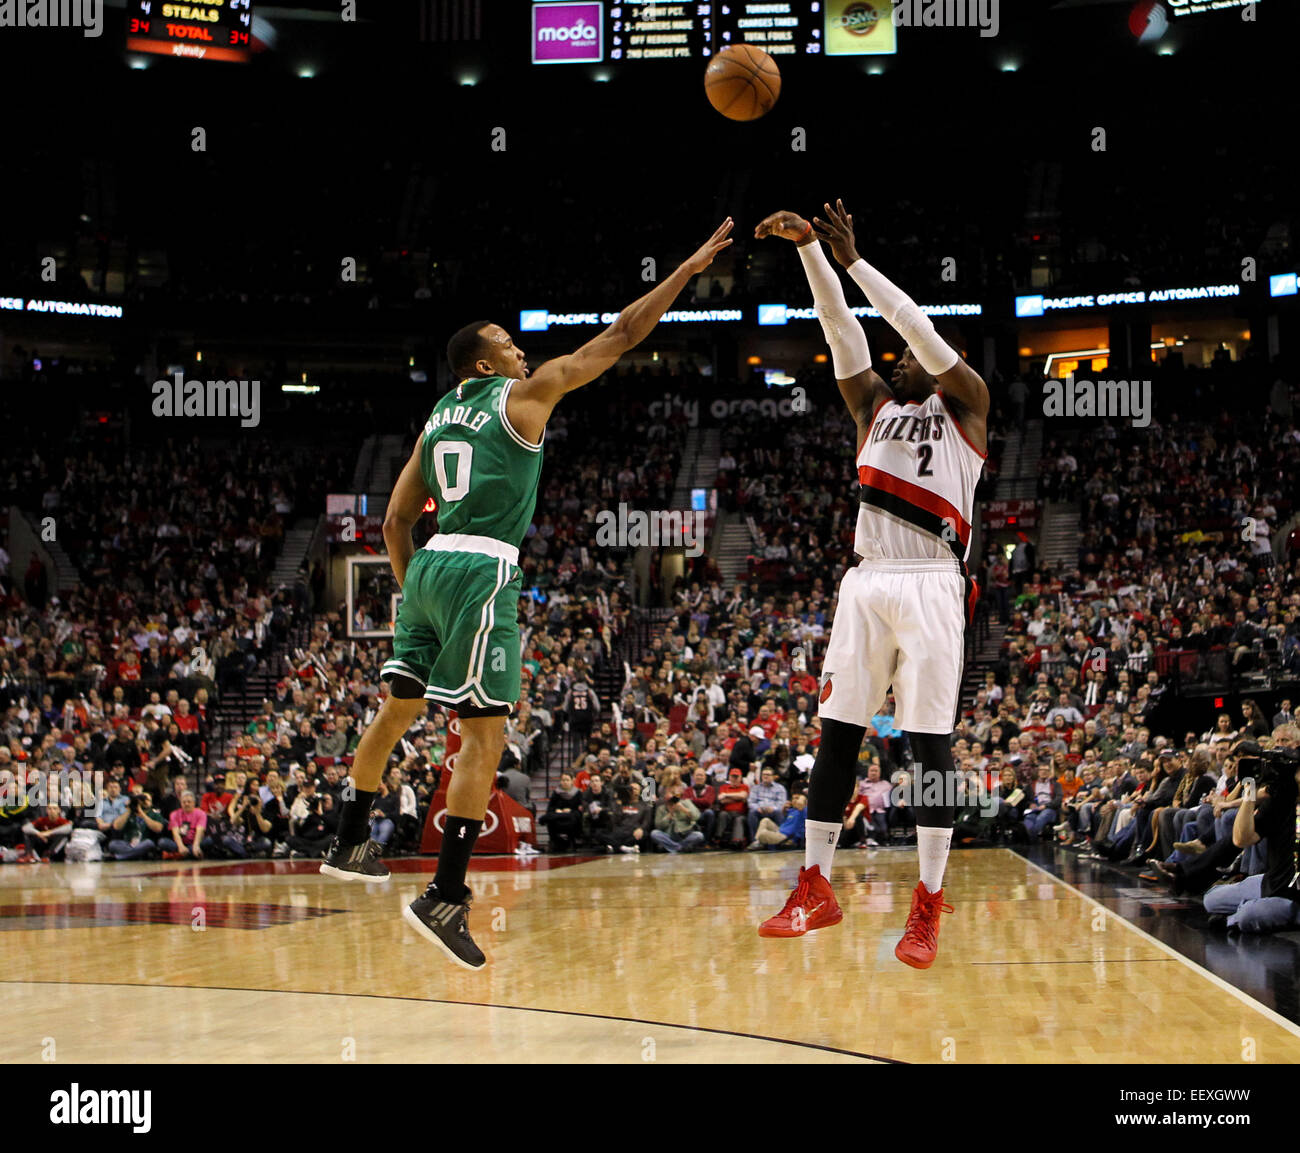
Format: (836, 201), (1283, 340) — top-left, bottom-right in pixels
(531, 1), (897, 64)
(126, 0), (255, 63)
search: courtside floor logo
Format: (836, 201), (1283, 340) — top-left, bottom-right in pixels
(533, 2), (603, 64)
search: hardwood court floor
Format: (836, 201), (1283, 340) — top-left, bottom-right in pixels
(2, 846), (1298, 1064)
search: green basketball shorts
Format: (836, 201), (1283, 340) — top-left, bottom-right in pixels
(381, 547), (522, 714)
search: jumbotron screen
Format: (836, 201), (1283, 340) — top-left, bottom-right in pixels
(531, 1), (898, 64)
(126, 0), (255, 63)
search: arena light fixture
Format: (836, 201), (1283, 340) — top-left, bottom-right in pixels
(1042, 348), (1108, 376)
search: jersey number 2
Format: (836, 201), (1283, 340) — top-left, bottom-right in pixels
(916, 444), (934, 477)
(433, 440), (473, 500)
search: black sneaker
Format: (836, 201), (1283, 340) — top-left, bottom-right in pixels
(319, 837), (390, 883)
(402, 883), (486, 970)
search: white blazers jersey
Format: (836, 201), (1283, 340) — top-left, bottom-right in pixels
(853, 390), (986, 566)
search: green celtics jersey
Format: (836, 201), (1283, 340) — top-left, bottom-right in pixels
(419, 375), (544, 549)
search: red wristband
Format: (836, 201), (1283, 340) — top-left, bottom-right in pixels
(797, 221), (813, 243)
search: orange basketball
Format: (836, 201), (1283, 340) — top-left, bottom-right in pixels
(704, 45), (781, 122)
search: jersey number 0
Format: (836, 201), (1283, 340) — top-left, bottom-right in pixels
(432, 440), (474, 500)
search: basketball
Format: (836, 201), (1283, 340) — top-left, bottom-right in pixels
(704, 45), (781, 121)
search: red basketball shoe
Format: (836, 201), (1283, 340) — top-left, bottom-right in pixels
(758, 865), (843, 938)
(894, 882), (954, 969)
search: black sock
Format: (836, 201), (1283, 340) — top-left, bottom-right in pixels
(434, 816), (482, 904)
(337, 790), (376, 844)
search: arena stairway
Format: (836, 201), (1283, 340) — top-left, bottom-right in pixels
(368, 434), (410, 501)
(1036, 501), (1081, 572)
(8, 506), (79, 596)
(270, 518), (320, 589)
(668, 428), (720, 509)
(992, 418), (1043, 501)
(959, 619), (1008, 712)
(713, 511), (756, 585)
(205, 612), (314, 782)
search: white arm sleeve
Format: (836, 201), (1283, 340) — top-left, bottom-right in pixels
(846, 258), (958, 378)
(797, 241), (871, 379)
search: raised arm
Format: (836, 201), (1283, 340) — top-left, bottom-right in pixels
(506, 218), (734, 443)
(813, 199), (989, 446)
(755, 209), (891, 439)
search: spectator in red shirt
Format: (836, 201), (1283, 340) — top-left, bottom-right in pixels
(787, 669), (818, 698)
(755, 700), (784, 740)
(714, 767), (750, 848)
(174, 698), (201, 747)
(23, 805), (73, 861)
(684, 766), (717, 844)
(200, 772), (233, 818)
(117, 648), (141, 684)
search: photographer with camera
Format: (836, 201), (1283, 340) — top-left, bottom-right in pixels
(287, 785), (339, 858)
(289, 777), (323, 834)
(107, 789), (166, 860)
(223, 780), (272, 858)
(1203, 729), (1300, 931)
(650, 785), (703, 854)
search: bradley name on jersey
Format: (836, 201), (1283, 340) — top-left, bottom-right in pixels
(424, 403), (492, 437)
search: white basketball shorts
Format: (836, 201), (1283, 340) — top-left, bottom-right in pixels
(818, 558), (969, 735)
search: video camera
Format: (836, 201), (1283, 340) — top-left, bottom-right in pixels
(1236, 742), (1300, 787)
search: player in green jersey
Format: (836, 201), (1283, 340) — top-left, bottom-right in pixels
(322, 217), (734, 968)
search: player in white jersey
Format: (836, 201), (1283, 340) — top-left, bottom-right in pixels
(753, 201), (989, 969)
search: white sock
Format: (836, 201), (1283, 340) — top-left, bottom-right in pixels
(917, 826), (953, 893)
(804, 819), (840, 878)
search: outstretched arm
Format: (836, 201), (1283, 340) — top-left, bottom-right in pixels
(813, 199), (989, 444)
(506, 219), (735, 443)
(755, 209), (891, 440)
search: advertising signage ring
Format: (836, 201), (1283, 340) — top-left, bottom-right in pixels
(533, 3), (604, 64)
